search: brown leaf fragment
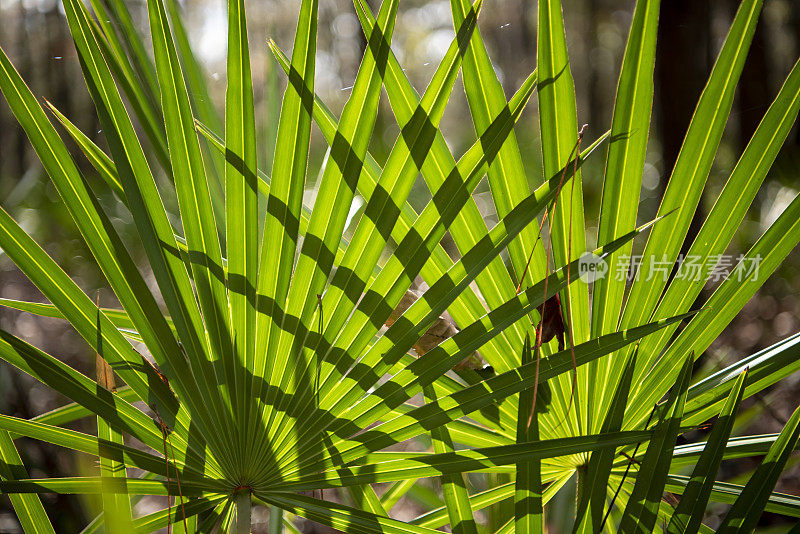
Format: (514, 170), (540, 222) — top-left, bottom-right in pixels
(536, 294), (566, 352)
(95, 290), (116, 392)
(96, 354), (116, 392)
(387, 289), (492, 374)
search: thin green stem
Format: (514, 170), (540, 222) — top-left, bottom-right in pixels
(575, 463), (587, 522)
(269, 505), (284, 534)
(236, 490), (251, 533)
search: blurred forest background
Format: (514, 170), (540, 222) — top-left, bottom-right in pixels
(0, 0), (799, 530)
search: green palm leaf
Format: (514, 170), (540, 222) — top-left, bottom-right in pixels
(717, 402), (800, 531)
(0, 431), (55, 533)
(618, 355), (692, 532)
(666, 370), (747, 533)
(1, 0), (799, 529)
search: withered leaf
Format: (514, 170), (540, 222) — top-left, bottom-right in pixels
(96, 354), (116, 392)
(387, 289), (491, 374)
(536, 294), (566, 352)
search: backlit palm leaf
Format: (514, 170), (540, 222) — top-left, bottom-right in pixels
(0, 0), (798, 531)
